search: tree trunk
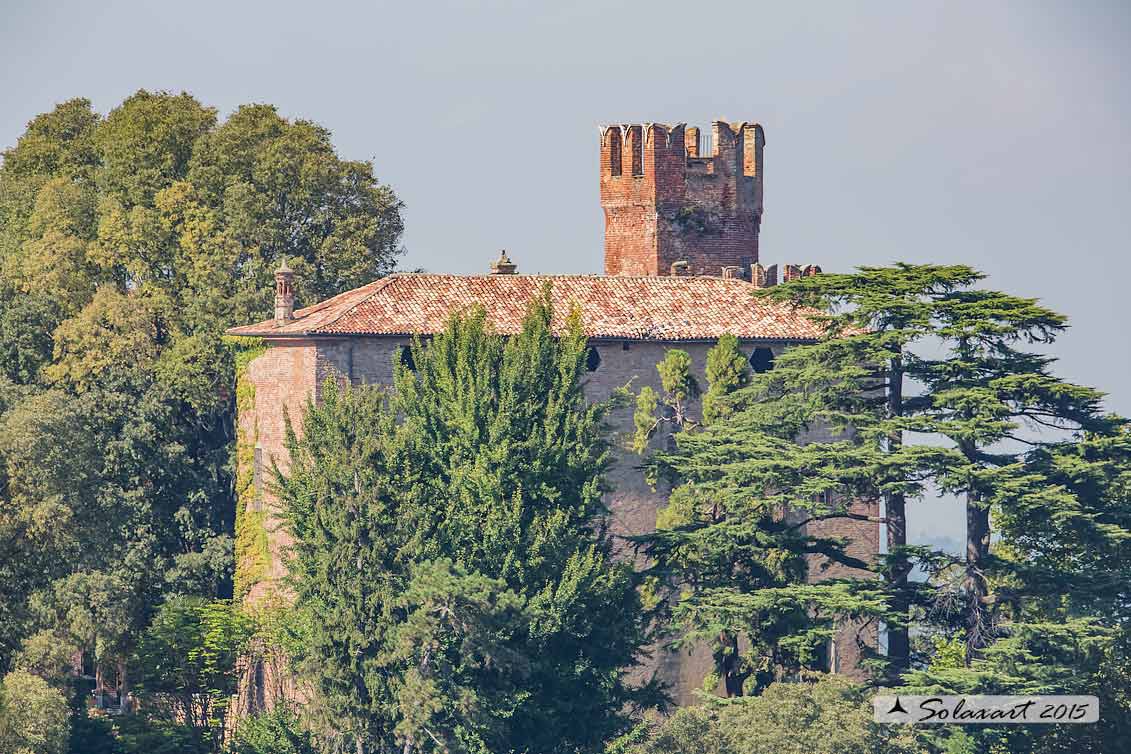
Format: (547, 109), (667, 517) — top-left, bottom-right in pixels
(965, 492), (991, 661)
(719, 631), (744, 697)
(885, 355), (911, 678)
(118, 658), (131, 714)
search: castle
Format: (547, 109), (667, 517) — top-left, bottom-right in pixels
(227, 121), (880, 706)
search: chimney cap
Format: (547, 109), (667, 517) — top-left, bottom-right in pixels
(490, 250), (517, 274)
(274, 259), (296, 323)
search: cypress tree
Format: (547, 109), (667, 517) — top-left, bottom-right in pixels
(278, 287), (655, 753)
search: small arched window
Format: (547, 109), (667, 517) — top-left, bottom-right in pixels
(750, 347), (775, 374)
(398, 345), (416, 372)
(586, 347), (602, 372)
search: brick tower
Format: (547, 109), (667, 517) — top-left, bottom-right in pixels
(600, 121), (764, 277)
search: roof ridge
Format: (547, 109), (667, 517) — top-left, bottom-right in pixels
(225, 273), (823, 342)
(378, 272), (752, 283)
(289, 276), (387, 319)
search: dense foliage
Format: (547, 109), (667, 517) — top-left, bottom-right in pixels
(610, 674), (923, 754)
(0, 670), (71, 754)
(133, 598), (254, 751)
(0, 92), (402, 751)
(230, 707), (316, 754)
(634, 337), (890, 696)
(277, 290), (656, 753)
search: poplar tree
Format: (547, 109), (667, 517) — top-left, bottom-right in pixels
(278, 288), (655, 754)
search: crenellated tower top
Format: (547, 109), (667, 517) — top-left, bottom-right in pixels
(599, 121), (765, 277)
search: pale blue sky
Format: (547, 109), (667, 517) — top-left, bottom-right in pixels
(3, 0), (1129, 550)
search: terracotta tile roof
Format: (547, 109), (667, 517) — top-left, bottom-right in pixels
(225, 274), (826, 342)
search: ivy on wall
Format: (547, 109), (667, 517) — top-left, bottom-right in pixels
(227, 337), (271, 602)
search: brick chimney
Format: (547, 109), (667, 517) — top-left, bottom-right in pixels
(489, 249), (517, 274)
(274, 260), (295, 323)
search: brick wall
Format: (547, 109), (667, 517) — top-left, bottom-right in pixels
(600, 122), (764, 278)
(242, 341), (318, 604)
(582, 338), (721, 703)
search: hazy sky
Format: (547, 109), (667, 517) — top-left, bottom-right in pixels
(3, 1), (1129, 550)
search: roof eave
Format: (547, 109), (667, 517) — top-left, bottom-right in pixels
(223, 327), (818, 344)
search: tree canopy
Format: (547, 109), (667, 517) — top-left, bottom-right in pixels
(0, 91), (403, 748)
(611, 674), (923, 754)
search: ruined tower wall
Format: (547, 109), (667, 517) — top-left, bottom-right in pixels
(240, 341), (319, 605)
(601, 121), (764, 277)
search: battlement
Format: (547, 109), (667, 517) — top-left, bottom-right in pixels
(600, 121), (764, 186)
(600, 120), (765, 277)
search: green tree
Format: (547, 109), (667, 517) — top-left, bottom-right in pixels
(0, 670), (70, 754)
(611, 674), (923, 754)
(701, 333), (750, 425)
(644, 264), (1131, 746)
(632, 348), (701, 454)
(14, 630), (80, 684)
(634, 337), (890, 696)
(132, 598), (253, 752)
(0, 90), (403, 683)
(903, 425), (1131, 753)
(279, 289), (655, 753)
(752, 264), (1126, 677)
(230, 706), (316, 754)
(388, 560), (532, 753)
(636, 263), (1131, 711)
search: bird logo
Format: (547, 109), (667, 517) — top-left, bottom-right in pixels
(887, 697), (908, 715)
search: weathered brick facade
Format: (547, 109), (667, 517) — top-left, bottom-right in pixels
(230, 119), (881, 708)
(601, 122), (763, 277)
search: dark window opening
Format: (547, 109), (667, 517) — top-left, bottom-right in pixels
(586, 347), (602, 372)
(253, 660), (266, 712)
(750, 347), (775, 373)
(608, 129), (622, 176)
(627, 127), (643, 177)
(398, 345), (416, 372)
